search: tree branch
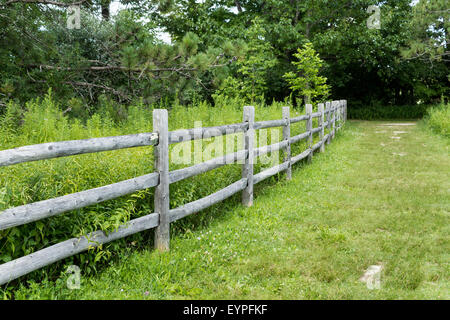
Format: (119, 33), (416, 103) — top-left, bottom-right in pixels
(3, 0), (88, 7)
(234, 0), (242, 13)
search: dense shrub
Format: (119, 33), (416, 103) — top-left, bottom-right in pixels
(424, 103), (450, 138)
(348, 102), (429, 120)
(0, 91), (322, 289)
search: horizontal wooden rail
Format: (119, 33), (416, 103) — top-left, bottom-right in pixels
(168, 123), (248, 144)
(0, 172), (159, 230)
(253, 119), (287, 130)
(311, 127), (322, 134)
(290, 131), (309, 144)
(254, 162), (290, 184)
(169, 179), (247, 222)
(291, 149), (311, 165)
(0, 133), (159, 167)
(0, 213), (159, 285)
(254, 140), (289, 158)
(169, 150), (248, 184)
(290, 114), (309, 123)
(311, 112), (321, 118)
(312, 140), (323, 151)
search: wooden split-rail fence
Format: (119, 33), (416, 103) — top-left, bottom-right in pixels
(0, 100), (347, 285)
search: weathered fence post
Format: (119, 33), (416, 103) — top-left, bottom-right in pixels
(282, 106), (291, 180)
(318, 103), (325, 153)
(337, 100), (341, 130)
(326, 101), (331, 145)
(332, 101), (336, 140)
(344, 100), (347, 122)
(306, 104), (313, 163)
(242, 106), (255, 207)
(153, 109), (170, 251)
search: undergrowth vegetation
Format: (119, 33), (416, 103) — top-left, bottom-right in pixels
(0, 90), (328, 293)
(348, 102), (429, 120)
(424, 102), (450, 138)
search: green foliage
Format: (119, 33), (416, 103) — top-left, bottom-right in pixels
(425, 102), (450, 138)
(283, 43), (330, 106)
(1, 0), (448, 110)
(235, 17), (277, 103)
(401, 0), (449, 62)
(0, 3), (242, 107)
(215, 17), (277, 103)
(348, 103), (429, 120)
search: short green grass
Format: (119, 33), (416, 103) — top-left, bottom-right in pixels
(10, 120), (450, 299)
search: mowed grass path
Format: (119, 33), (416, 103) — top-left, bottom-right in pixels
(16, 121), (449, 299)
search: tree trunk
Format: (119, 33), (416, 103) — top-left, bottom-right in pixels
(304, 82), (311, 106)
(101, 1), (110, 21)
(234, 1), (243, 13)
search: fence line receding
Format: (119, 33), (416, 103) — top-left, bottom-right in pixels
(0, 100), (347, 285)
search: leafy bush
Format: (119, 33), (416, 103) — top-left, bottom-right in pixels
(348, 102), (429, 120)
(424, 103), (450, 138)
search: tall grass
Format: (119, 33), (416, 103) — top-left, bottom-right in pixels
(424, 102), (450, 138)
(0, 91), (325, 288)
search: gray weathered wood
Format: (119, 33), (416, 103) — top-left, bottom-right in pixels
(344, 100), (347, 122)
(169, 179), (247, 222)
(282, 107), (291, 180)
(340, 100), (346, 127)
(253, 119), (287, 130)
(289, 131), (309, 145)
(337, 100), (342, 129)
(306, 104), (313, 163)
(311, 111), (321, 118)
(311, 127), (321, 134)
(332, 101), (337, 139)
(253, 162), (289, 185)
(326, 101), (332, 145)
(335, 101), (339, 129)
(290, 114), (309, 123)
(0, 172), (159, 231)
(318, 103), (325, 153)
(168, 123), (247, 144)
(254, 140), (289, 158)
(291, 149), (311, 165)
(0, 213), (159, 286)
(242, 106), (254, 207)
(312, 140), (323, 152)
(0, 133), (158, 167)
(153, 109), (170, 251)
(169, 150), (248, 184)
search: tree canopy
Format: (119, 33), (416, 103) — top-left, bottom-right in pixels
(0, 0), (448, 111)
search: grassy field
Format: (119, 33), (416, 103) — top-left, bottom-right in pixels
(8, 120), (450, 300)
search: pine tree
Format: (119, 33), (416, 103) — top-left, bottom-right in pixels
(283, 42), (330, 106)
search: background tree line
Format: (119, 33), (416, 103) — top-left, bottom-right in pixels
(0, 0), (448, 117)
